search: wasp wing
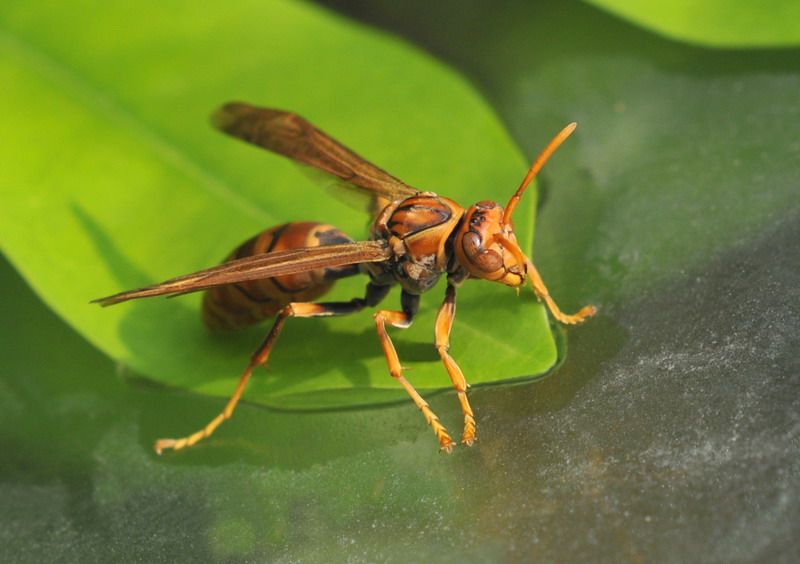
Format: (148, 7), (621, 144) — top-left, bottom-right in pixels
(212, 103), (420, 209)
(296, 165), (393, 217)
(93, 240), (392, 306)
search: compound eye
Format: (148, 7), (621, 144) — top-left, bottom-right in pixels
(462, 231), (503, 273)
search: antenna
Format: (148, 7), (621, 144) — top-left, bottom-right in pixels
(503, 122), (577, 225)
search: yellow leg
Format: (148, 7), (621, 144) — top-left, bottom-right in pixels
(434, 284), (476, 445)
(374, 306), (456, 452)
(154, 301), (362, 454)
(526, 260), (597, 324)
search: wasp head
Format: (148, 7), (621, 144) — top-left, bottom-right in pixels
(454, 122), (577, 289)
(454, 201), (527, 286)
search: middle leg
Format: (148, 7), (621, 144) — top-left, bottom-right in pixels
(373, 291), (456, 452)
(434, 282), (476, 445)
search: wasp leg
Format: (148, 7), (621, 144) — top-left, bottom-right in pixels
(434, 283), (476, 446)
(526, 260), (597, 325)
(374, 291), (456, 452)
(154, 283), (391, 454)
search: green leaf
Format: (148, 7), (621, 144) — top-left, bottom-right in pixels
(0, 0), (559, 410)
(583, 0), (800, 47)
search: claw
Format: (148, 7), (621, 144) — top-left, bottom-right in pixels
(439, 441), (457, 453)
(154, 438), (177, 455)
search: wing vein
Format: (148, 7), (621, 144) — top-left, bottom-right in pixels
(93, 241), (391, 306)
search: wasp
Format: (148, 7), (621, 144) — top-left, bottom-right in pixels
(95, 103), (596, 453)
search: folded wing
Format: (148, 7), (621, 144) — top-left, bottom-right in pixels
(212, 103), (420, 210)
(93, 240), (392, 306)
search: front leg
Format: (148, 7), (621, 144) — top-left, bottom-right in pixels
(374, 291), (456, 452)
(526, 259), (597, 324)
(434, 282), (476, 445)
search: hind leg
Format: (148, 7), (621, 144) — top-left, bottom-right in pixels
(155, 283), (391, 454)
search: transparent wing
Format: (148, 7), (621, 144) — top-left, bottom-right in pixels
(296, 165), (393, 216)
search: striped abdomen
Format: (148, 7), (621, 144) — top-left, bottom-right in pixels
(202, 222), (359, 331)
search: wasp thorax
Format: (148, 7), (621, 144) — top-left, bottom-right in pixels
(454, 201), (527, 286)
